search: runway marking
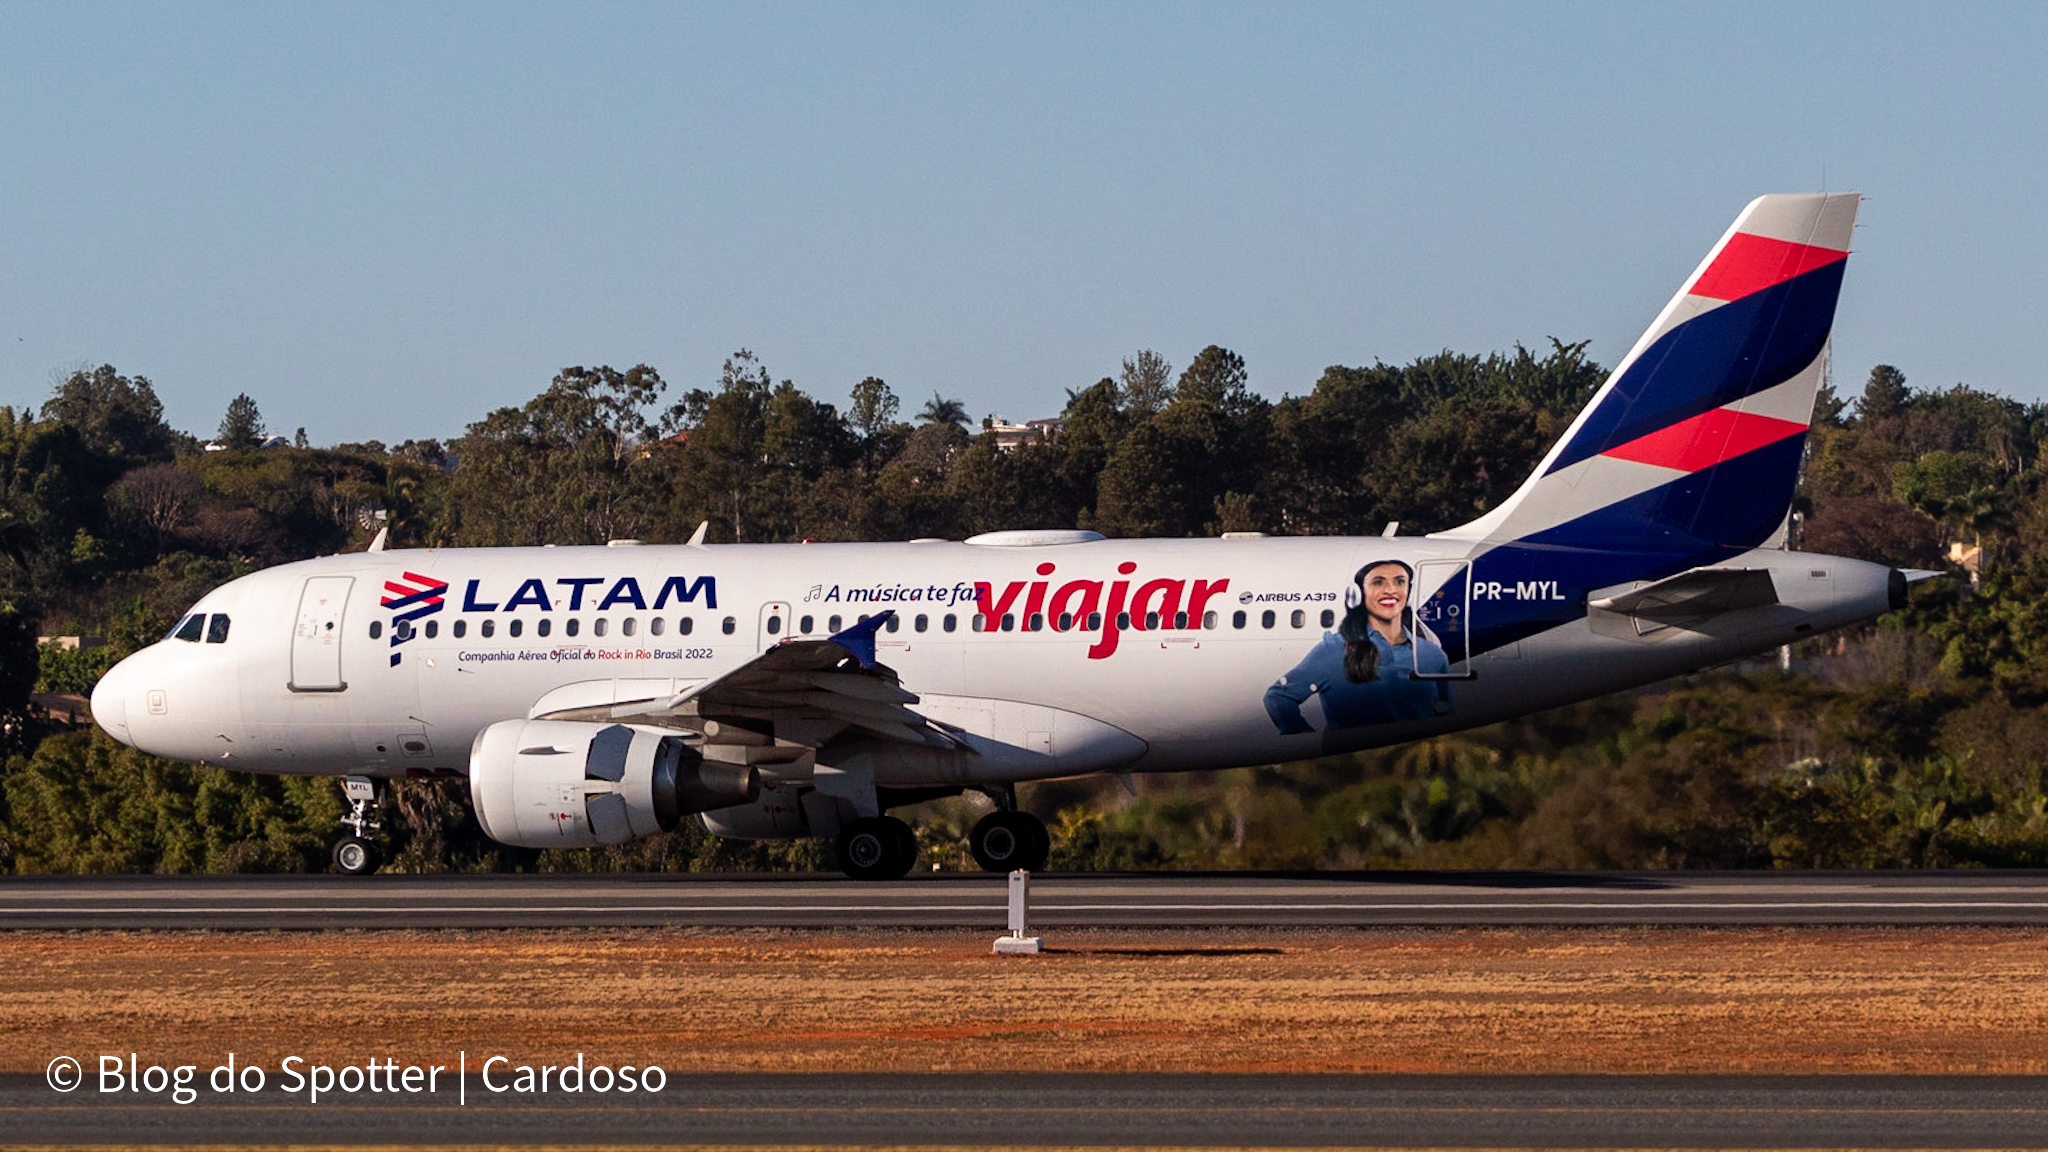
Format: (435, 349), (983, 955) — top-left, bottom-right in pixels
(8, 900), (2048, 916)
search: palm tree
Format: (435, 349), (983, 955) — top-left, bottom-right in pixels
(917, 393), (969, 428)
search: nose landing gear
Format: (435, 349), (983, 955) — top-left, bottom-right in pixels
(331, 776), (385, 876)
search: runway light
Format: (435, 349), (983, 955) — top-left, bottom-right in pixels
(993, 870), (1042, 955)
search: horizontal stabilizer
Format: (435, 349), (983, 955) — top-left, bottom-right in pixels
(1588, 567), (1778, 620)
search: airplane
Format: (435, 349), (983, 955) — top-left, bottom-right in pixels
(90, 192), (1899, 880)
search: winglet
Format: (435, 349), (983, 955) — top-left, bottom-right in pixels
(367, 527), (389, 553)
(687, 521), (710, 546)
(827, 611), (896, 669)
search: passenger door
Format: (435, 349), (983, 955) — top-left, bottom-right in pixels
(290, 576), (353, 692)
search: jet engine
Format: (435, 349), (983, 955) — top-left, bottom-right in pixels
(469, 720), (759, 849)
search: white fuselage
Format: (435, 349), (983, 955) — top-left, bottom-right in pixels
(90, 534), (1898, 789)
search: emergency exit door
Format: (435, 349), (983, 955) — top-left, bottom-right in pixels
(290, 576), (353, 692)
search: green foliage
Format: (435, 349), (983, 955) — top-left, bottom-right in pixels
(216, 392), (265, 449)
(8, 342), (2048, 875)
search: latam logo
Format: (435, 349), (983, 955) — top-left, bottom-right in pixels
(976, 562), (1229, 660)
(381, 571), (448, 666)
(456, 575), (717, 613)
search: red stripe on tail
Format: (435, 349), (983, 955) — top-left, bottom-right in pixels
(1600, 407), (1806, 473)
(1689, 232), (1847, 302)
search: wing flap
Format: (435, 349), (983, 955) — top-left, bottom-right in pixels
(619, 612), (964, 751)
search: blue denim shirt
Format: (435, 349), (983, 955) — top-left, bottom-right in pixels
(1263, 629), (1452, 733)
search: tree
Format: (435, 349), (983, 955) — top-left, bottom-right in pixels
(1118, 350), (1173, 418)
(918, 393), (969, 428)
(1860, 365), (1911, 423)
(848, 376), (899, 471)
(41, 366), (176, 462)
(216, 393), (264, 449)
(446, 365), (666, 546)
(1174, 346), (1254, 418)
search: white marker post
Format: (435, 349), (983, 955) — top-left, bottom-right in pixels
(993, 869), (1042, 954)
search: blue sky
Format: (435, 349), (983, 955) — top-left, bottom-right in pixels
(3, 3), (2043, 444)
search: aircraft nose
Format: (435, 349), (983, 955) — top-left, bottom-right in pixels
(90, 659), (132, 745)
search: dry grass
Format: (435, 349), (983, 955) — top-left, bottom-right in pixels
(5, 926), (2047, 1074)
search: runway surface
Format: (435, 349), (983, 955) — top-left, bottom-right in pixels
(7, 870), (2048, 930)
(8, 1072), (2048, 1147)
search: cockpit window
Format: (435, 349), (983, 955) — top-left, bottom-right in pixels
(171, 614), (205, 643)
(205, 614), (231, 644)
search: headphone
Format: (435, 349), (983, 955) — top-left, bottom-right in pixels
(1348, 560), (1412, 610)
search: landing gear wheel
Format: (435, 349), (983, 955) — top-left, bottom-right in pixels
(886, 817), (921, 872)
(839, 816), (916, 881)
(332, 835), (382, 876)
(969, 810), (1050, 873)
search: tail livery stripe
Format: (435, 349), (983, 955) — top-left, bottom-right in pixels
(1599, 408), (1807, 474)
(1543, 258), (1842, 474)
(1441, 192), (1858, 551)
(1688, 232), (1849, 302)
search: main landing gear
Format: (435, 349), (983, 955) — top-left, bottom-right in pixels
(968, 809), (1049, 873)
(838, 815), (919, 881)
(332, 775), (384, 876)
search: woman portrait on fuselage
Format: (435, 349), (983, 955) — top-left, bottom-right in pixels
(1263, 559), (1453, 740)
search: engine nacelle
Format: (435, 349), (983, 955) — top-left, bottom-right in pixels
(470, 720), (759, 849)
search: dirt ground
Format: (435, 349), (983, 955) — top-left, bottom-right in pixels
(5, 926), (2047, 1075)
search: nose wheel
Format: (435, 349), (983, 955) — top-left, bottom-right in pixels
(332, 776), (384, 876)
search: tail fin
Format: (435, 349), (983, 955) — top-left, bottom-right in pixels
(1445, 192), (1860, 550)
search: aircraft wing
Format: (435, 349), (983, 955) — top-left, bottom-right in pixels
(613, 611), (965, 750)
(1587, 567), (1779, 620)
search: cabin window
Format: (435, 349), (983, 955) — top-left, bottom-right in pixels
(1320, 609), (1336, 629)
(679, 617), (693, 635)
(798, 615), (813, 634)
(366, 620), (383, 641)
(885, 615), (899, 633)
(649, 617), (663, 636)
(943, 614), (957, 632)
(453, 620), (466, 638)
(424, 620), (437, 639)
(170, 614), (205, 642)
(206, 614), (231, 644)
(1175, 611), (1188, 629)
(1000, 613), (1015, 632)
(509, 619), (523, 638)
(1232, 610), (1246, 629)
(1291, 609), (1305, 628)
(914, 614), (929, 633)
(1087, 612), (1102, 631)
(971, 615), (984, 632)
(536, 619), (551, 638)
(620, 618), (633, 636)
(763, 614), (780, 635)
(721, 616), (735, 635)
(394, 620), (413, 641)
(1143, 612), (1159, 630)
(1056, 612), (1072, 631)
(1116, 612), (1130, 630)
(828, 615), (843, 632)
(1203, 610), (1218, 629)
(594, 618), (608, 637)
(481, 619), (494, 638)
(1261, 610), (1276, 629)
(565, 618), (580, 638)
